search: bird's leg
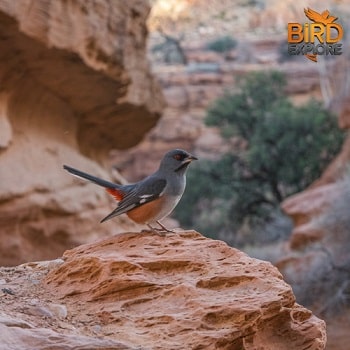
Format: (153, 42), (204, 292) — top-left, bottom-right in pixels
(156, 220), (175, 233)
(145, 222), (175, 235)
(146, 223), (166, 235)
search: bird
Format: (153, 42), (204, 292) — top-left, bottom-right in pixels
(304, 8), (338, 25)
(63, 149), (197, 233)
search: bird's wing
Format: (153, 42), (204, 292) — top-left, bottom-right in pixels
(101, 177), (167, 222)
(304, 7), (323, 23)
(321, 10), (337, 23)
(321, 10), (330, 19)
(304, 8), (337, 25)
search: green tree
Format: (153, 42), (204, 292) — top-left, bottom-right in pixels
(206, 35), (237, 53)
(175, 71), (345, 243)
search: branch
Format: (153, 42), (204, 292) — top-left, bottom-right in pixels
(157, 27), (187, 64)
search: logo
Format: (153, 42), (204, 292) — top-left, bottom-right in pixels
(288, 8), (343, 62)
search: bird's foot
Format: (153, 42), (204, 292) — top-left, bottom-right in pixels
(145, 222), (175, 235)
(156, 221), (176, 233)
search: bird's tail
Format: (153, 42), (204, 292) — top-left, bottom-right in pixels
(63, 165), (118, 189)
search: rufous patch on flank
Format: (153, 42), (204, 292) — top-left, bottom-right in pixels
(106, 188), (124, 201)
(127, 196), (165, 224)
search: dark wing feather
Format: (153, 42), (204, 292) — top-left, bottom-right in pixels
(100, 178), (167, 223)
(304, 8), (321, 23)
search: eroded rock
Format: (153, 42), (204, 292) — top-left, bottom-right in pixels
(0, 0), (164, 265)
(43, 230), (326, 350)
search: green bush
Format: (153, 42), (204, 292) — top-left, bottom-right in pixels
(206, 35), (237, 53)
(175, 71), (345, 243)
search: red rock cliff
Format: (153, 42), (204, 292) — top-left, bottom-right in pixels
(0, 0), (164, 266)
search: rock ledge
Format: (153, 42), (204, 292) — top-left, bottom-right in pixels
(10, 230), (326, 350)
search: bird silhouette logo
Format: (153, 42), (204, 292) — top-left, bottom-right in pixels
(304, 8), (338, 26)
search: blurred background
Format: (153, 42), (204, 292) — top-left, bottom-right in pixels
(0, 0), (349, 348)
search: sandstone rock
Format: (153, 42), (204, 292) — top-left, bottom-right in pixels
(339, 101), (350, 129)
(326, 313), (350, 350)
(185, 49), (224, 63)
(186, 85), (219, 108)
(279, 182), (344, 252)
(43, 230), (326, 350)
(0, 94), (12, 149)
(282, 63), (320, 95)
(163, 86), (189, 108)
(188, 71), (223, 85)
(312, 135), (350, 186)
(159, 108), (203, 138)
(0, 314), (131, 350)
(279, 154), (350, 349)
(282, 182), (342, 232)
(0, 259), (134, 349)
(47, 303), (68, 319)
(287, 222), (326, 250)
(0, 0), (164, 265)
(155, 67), (189, 87)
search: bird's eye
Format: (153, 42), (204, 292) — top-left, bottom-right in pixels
(173, 154), (184, 161)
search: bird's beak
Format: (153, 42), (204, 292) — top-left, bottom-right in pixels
(186, 154), (198, 162)
(175, 153), (198, 172)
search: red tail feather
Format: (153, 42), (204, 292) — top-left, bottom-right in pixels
(106, 188), (124, 201)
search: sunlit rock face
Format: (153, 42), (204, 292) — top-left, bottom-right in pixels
(0, 0), (164, 266)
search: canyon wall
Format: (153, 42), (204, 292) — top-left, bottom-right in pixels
(0, 0), (164, 266)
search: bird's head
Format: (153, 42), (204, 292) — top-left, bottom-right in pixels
(159, 149), (198, 174)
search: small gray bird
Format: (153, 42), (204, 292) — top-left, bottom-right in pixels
(63, 149), (197, 232)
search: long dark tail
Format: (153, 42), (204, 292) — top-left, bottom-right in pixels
(63, 165), (117, 188)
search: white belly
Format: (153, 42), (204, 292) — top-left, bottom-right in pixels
(148, 195), (181, 223)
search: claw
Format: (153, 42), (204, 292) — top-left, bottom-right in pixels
(146, 222), (175, 235)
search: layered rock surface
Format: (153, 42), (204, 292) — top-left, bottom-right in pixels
(0, 230), (325, 350)
(0, 0), (164, 265)
(278, 87), (350, 350)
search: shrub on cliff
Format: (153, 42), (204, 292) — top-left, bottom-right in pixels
(175, 71), (345, 244)
(206, 35), (237, 53)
